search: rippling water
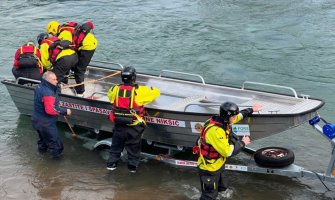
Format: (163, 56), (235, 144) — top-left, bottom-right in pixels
(1, 0), (335, 199)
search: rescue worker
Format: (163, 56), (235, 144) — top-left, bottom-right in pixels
(46, 21), (98, 96)
(32, 71), (71, 158)
(106, 66), (160, 173)
(37, 32), (78, 84)
(12, 41), (43, 84)
(195, 102), (262, 200)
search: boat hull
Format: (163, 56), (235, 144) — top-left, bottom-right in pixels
(2, 79), (320, 148)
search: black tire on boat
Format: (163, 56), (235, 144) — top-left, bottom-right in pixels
(254, 147), (295, 168)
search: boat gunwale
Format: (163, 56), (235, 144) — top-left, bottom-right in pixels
(88, 63), (321, 100)
(1, 79), (325, 118)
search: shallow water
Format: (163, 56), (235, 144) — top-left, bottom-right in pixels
(1, 0), (335, 199)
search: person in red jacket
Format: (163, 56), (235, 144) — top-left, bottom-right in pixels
(12, 41), (43, 84)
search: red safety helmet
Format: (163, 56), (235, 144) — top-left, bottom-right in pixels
(86, 21), (94, 29)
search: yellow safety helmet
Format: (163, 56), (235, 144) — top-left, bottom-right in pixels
(46, 21), (60, 35)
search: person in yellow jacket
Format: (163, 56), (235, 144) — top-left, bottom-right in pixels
(196, 102), (262, 200)
(46, 21), (98, 96)
(106, 66), (160, 173)
(37, 32), (78, 84)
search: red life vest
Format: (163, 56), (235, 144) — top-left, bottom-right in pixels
(72, 29), (89, 50)
(58, 21), (78, 35)
(41, 37), (62, 63)
(58, 21), (91, 50)
(72, 23), (93, 50)
(17, 44), (40, 69)
(199, 117), (228, 159)
(109, 84), (145, 125)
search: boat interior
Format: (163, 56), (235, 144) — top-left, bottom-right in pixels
(59, 63), (323, 115)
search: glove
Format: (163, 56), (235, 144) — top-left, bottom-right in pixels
(49, 41), (60, 50)
(230, 133), (245, 156)
(58, 40), (71, 49)
(50, 40), (71, 50)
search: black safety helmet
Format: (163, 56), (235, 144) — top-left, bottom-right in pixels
(121, 66), (136, 83)
(220, 102), (239, 123)
(37, 32), (49, 45)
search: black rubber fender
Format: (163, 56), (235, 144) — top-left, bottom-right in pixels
(254, 147), (295, 168)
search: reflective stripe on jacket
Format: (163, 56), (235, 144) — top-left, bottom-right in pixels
(115, 84), (144, 115)
(57, 21), (78, 42)
(107, 84), (160, 124)
(199, 119), (224, 160)
(197, 114), (244, 172)
(39, 37), (77, 69)
(13, 45), (42, 71)
(59, 21), (77, 35)
(58, 21), (97, 51)
(41, 37), (62, 64)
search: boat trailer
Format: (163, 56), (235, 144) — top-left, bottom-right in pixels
(94, 116), (335, 187)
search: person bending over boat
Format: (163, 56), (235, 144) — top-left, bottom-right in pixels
(12, 41), (43, 84)
(32, 71), (71, 158)
(194, 102), (262, 200)
(37, 32), (78, 84)
(106, 66), (160, 173)
(46, 21), (98, 97)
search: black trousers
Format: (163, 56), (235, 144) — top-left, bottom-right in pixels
(32, 117), (64, 158)
(107, 124), (145, 167)
(73, 50), (95, 94)
(12, 67), (42, 84)
(198, 164), (228, 200)
(52, 53), (78, 84)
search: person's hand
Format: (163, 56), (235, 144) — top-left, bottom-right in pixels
(59, 40), (71, 49)
(66, 109), (72, 116)
(58, 82), (64, 90)
(242, 136), (251, 145)
(252, 103), (262, 112)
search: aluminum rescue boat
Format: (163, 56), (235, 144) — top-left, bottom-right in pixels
(1, 61), (325, 149)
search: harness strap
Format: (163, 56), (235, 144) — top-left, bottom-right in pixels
(114, 85), (145, 126)
(115, 86), (120, 106)
(129, 109), (147, 127)
(198, 118), (228, 161)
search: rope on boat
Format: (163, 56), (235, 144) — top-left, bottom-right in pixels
(64, 116), (78, 139)
(62, 71), (121, 89)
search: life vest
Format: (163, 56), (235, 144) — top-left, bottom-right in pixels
(109, 84), (145, 125)
(17, 45), (40, 69)
(58, 21), (78, 35)
(41, 37), (62, 63)
(58, 21), (92, 50)
(197, 118), (228, 160)
(72, 24), (92, 50)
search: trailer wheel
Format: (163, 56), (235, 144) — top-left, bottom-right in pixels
(254, 147), (294, 168)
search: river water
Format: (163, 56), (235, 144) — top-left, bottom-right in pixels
(1, 0), (335, 199)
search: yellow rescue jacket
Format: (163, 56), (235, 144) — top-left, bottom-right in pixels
(78, 32), (98, 51)
(39, 39), (77, 70)
(58, 28), (97, 51)
(107, 84), (160, 124)
(197, 114), (244, 172)
(58, 30), (73, 43)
